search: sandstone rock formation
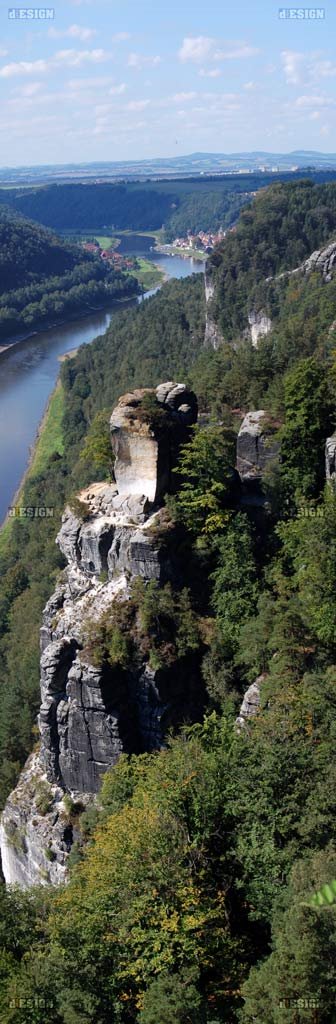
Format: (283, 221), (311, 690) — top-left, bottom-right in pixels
(237, 410), (280, 482)
(326, 432), (336, 482)
(0, 383), (203, 887)
(204, 270), (223, 349)
(235, 675), (265, 731)
(248, 310), (272, 348)
(110, 383), (197, 503)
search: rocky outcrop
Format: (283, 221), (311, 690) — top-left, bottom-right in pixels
(237, 410), (280, 482)
(236, 675), (265, 731)
(248, 311), (272, 348)
(110, 382), (197, 503)
(204, 270), (223, 349)
(326, 432), (336, 482)
(1, 382), (203, 887)
(0, 753), (77, 888)
(266, 238), (336, 285)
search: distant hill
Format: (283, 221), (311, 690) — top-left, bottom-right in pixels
(1, 169), (336, 237)
(0, 207), (139, 342)
(1, 149), (336, 185)
(0, 206), (90, 292)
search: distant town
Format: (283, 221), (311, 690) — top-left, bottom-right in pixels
(81, 239), (136, 271)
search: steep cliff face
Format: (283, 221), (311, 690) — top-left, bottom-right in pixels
(206, 237), (336, 350)
(0, 382), (203, 887)
(204, 269), (223, 349)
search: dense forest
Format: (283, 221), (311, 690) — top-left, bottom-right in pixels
(207, 179), (336, 339)
(1, 169), (336, 238)
(0, 180), (336, 1021)
(0, 208), (139, 341)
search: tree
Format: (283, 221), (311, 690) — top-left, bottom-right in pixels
(79, 409), (114, 479)
(280, 357), (334, 500)
(171, 425), (237, 536)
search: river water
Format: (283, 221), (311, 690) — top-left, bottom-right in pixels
(0, 245), (205, 524)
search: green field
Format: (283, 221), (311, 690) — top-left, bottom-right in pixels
(132, 257), (164, 290)
(29, 380), (65, 477)
(0, 381), (65, 557)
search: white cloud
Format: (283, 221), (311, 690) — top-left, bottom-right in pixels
(179, 36), (259, 63)
(48, 24), (97, 41)
(179, 36), (214, 62)
(54, 48), (106, 67)
(109, 82), (127, 95)
(311, 59), (336, 79)
(0, 49), (8, 58)
(18, 82), (43, 97)
(281, 50), (336, 87)
(0, 59), (48, 78)
(310, 111), (321, 120)
(0, 48), (108, 78)
(172, 91), (197, 102)
(320, 124), (330, 135)
(199, 68), (221, 78)
(244, 80), (255, 90)
(127, 99), (151, 110)
(295, 94), (334, 107)
(281, 50), (305, 84)
(67, 75), (114, 89)
(127, 52), (161, 70)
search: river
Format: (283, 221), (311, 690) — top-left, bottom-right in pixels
(0, 247), (205, 525)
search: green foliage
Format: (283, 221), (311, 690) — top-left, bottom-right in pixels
(137, 968), (202, 1024)
(310, 880), (336, 908)
(280, 356), (334, 499)
(171, 424), (236, 535)
(35, 781), (53, 816)
(0, 206), (139, 342)
(79, 409), (113, 479)
(83, 579), (202, 673)
(209, 179), (336, 340)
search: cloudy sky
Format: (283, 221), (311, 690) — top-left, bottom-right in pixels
(0, 0), (336, 166)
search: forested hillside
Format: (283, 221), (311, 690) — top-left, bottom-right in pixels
(207, 178), (336, 339)
(0, 208), (139, 341)
(1, 180), (336, 1022)
(2, 170), (336, 238)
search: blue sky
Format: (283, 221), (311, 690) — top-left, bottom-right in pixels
(0, 0), (336, 165)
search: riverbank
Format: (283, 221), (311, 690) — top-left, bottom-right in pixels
(0, 289), (142, 359)
(0, 250), (205, 526)
(155, 244), (207, 261)
(0, 381), (64, 552)
(131, 257), (164, 290)
(0, 261), (166, 358)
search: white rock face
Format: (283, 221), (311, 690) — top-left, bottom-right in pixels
(236, 675), (265, 731)
(325, 432), (336, 482)
(248, 311), (272, 348)
(0, 753), (72, 888)
(110, 383), (197, 503)
(204, 270), (223, 350)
